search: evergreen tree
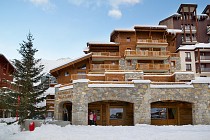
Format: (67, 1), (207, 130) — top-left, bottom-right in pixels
(10, 32), (47, 124)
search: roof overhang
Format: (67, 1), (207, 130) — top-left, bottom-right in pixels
(50, 53), (92, 75)
(177, 4), (197, 13)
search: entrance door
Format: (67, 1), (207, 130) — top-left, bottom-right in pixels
(63, 102), (72, 122)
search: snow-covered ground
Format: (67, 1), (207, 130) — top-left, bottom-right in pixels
(1, 122), (210, 140)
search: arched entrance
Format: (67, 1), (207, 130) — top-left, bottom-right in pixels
(151, 100), (192, 125)
(59, 101), (72, 122)
(88, 100), (134, 126)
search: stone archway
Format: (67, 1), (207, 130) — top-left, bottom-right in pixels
(58, 101), (72, 123)
(151, 100), (193, 125)
(88, 100), (134, 126)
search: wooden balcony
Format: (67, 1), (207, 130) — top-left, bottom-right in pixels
(136, 39), (168, 47)
(71, 74), (87, 80)
(92, 52), (121, 61)
(125, 50), (170, 60)
(91, 64), (119, 71)
(136, 63), (170, 72)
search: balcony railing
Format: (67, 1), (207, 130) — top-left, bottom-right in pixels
(136, 63), (170, 71)
(91, 64), (119, 71)
(137, 39), (167, 43)
(182, 37), (197, 43)
(182, 26), (196, 31)
(201, 68), (210, 72)
(125, 50), (170, 58)
(207, 26), (210, 34)
(196, 56), (210, 61)
(71, 74), (87, 80)
(92, 52), (120, 57)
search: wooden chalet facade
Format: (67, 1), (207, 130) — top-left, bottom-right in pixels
(0, 54), (15, 118)
(48, 4), (210, 126)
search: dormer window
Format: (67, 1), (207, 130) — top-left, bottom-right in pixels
(65, 72), (69, 76)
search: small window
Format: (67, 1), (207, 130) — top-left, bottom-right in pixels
(185, 52), (191, 62)
(64, 72), (69, 76)
(126, 37), (131, 42)
(186, 64), (192, 71)
(171, 61), (176, 68)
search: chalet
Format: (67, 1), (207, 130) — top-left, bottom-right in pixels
(49, 4), (210, 126)
(0, 53), (15, 118)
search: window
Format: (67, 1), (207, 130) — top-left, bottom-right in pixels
(127, 60), (132, 66)
(151, 108), (176, 120)
(126, 37), (131, 42)
(171, 61), (176, 68)
(110, 108), (123, 120)
(185, 52), (191, 61)
(151, 108), (166, 119)
(64, 72), (69, 76)
(186, 64), (192, 71)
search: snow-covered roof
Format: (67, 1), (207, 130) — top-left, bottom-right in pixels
(40, 58), (72, 73)
(167, 29), (182, 35)
(50, 53), (92, 72)
(177, 43), (210, 51)
(112, 28), (135, 32)
(59, 85), (73, 91)
(134, 25), (167, 29)
(44, 87), (55, 96)
(87, 42), (119, 45)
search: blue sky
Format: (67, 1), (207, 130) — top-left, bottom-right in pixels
(0, 0), (209, 60)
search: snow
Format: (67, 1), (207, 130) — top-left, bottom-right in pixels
(50, 53), (92, 71)
(40, 58), (72, 74)
(150, 84), (194, 88)
(59, 85), (73, 91)
(43, 87), (55, 96)
(73, 79), (90, 83)
(1, 123), (210, 140)
(134, 25), (167, 29)
(192, 77), (210, 84)
(178, 43), (210, 51)
(88, 84), (135, 88)
(167, 29), (183, 35)
(87, 42), (119, 45)
(132, 80), (151, 84)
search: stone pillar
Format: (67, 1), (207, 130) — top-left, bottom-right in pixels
(192, 83), (210, 125)
(72, 80), (89, 125)
(72, 102), (88, 125)
(133, 80), (151, 125)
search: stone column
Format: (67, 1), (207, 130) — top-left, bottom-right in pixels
(133, 80), (151, 125)
(72, 80), (89, 125)
(192, 83), (210, 125)
(72, 102), (88, 125)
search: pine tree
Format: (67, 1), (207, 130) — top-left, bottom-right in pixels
(10, 32), (47, 124)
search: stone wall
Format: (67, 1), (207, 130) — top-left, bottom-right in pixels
(54, 80), (210, 125)
(174, 72), (195, 82)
